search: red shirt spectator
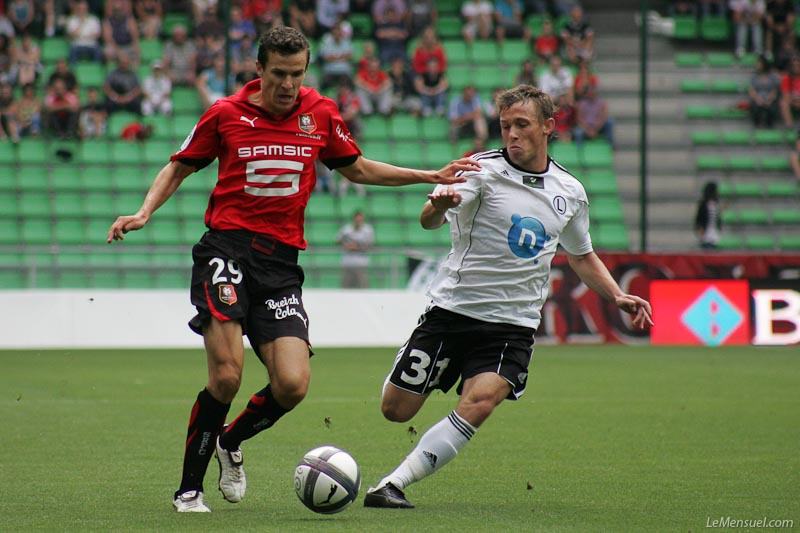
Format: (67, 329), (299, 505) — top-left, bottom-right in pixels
(412, 26), (447, 75)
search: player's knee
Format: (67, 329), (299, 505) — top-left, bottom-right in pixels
(380, 397), (416, 423)
(272, 376), (308, 409)
(209, 369), (242, 403)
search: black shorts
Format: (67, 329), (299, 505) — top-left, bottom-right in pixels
(188, 230), (309, 350)
(386, 307), (536, 400)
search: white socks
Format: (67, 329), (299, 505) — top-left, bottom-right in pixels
(377, 411), (477, 490)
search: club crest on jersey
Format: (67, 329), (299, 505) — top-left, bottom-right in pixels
(219, 284), (238, 306)
(298, 113), (317, 134)
(522, 175), (544, 189)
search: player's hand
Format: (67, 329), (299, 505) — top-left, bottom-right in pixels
(107, 213), (149, 243)
(427, 157), (481, 184)
(427, 185), (462, 210)
(614, 294), (654, 329)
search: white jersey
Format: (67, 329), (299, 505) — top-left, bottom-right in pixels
(427, 149), (593, 329)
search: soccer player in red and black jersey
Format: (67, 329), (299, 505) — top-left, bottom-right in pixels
(107, 26), (479, 513)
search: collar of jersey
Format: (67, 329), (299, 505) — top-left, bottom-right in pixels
(501, 148), (550, 175)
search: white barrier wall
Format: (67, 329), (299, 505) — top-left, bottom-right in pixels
(0, 290), (430, 349)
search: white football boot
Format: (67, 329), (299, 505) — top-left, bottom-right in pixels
(173, 490), (211, 512)
(216, 434), (246, 503)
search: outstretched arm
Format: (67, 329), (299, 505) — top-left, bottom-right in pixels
(336, 156), (479, 187)
(107, 160), (196, 242)
(420, 185), (461, 229)
(567, 251), (654, 329)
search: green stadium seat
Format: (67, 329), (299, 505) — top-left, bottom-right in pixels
(470, 41), (499, 64)
(437, 14), (463, 39)
(721, 130), (750, 144)
(0, 141), (17, 164)
(420, 115), (450, 141)
(744, 234), (775, 250)
(111, 141), (144, 165)
(41, 37), (69, 62)
(730, 182), (761, 196)
(20, 191), (51, 217)
(140, 39), (163, 63)
(499, 40), (530, 64)
(162, 12), (191, 36)
(81, 165), (113, 191)
(737, 209), (770, 224)
(122, 270), (154, 288)
(16, 138), (48, 165)
(21, 218), (53, 245)
(360, 142), (392, 162)
(142, 114), (173, 141)
(779, 235), (800, 249)
(116, 191), (145, 214)
(765, 182), (798, 196)
(172, 114), (199, 138)
(74, 62), (106, 87)
(581, 141), (614, 168)
(760, 156), (789, 171)
(407, 224), (447, 247)
(142, 140), (175, 165)
(718, 107), (748, 119)
(447, 65), (472, 91)
(590, 197), (624, 223)
(424, 140), (457, 166)
(0, 218), (21, 245)
(691, 130), (721, 144)
(153, 270), (187, 289)
(675, 52), (703, 67)
(172, 87), (202, 114)
(52, 192), (84, 218)
(83, 191), (116, 219)
(392, 141), (425, 167)
(686, 104), (716, 119)
(107, 112), (141, 137)
(0, 192), (20, 217)
(700, 16), (730, 41)
(550, 142), (580, 167)
(79, 140), (112, 165)
(728, 156), (757, 170)
(739, 53), (758, 67)
(473, 66), (502, 91)
(367, 193), (404, 220)
(176, 192), (210, 217)
(592, 223), (629, 250)
(680, 79), (710, 92)
(772, 209), (800, 224)
(374, 221), (407, 246)
(305, 221), (340, 247)
(526, 14), (548, 36)
(16, 166), (49, 191)
(306, 194), (339, 219)
(672, 15), (699, 39)
(582, 169), (618, 195)
(696, 155), (726, 170)
(753, 129), (786, 144)
(362, 115), (390, 141)
(710, 79), (742, 93)
(389, 115), (420, 141)
(706, 52), (736, 67)
(54, 218), (87, 245)
(50, 166), (83, 191)
(110, 165), (148, 193)
(0, 268), (25, 287)
(349, 13), (373, 39)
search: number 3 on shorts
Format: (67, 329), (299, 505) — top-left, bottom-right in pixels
(400, 349), (450, 390)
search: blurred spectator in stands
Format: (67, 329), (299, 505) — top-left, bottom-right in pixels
(355, 56), (393, 116)
(694, 181), (721, 250)
(48, 58), (78, 94)
(288, 0), (316, 38)
(572, 84), (613, 147)
(748, 55), (780, 128)
(195, 4), (224, 40)
(448, 84), (487, 143)
(573, 58), (598, 100)
(668, 0), (698, 16)
(533, 18), (559, 66)
(551, 0), (579, 17)
(388, 56), (421, 115)
(319, 21), (353, 90)
(0, 81), (20, 142)
(493, 0), (530, 44)
(103, 0), (140, 65)
(231, 32), (258, 77)
(232, 69), (258, 93)
(78, 85), (107, 138)
(771, 32), (795, 73)
(103, 52), (142, 114)
(408, 0), (437, 38)
(7, 0), (35, 35)
(539, 54), (574, 104)
(195, 30), (224, 76)
(336, 210), (375, 289)
(372, 0), (407, 25)
(731, 0), (765, 59)
(197, 54), (232, 108)
(15, 32), (41, 86)
(134, 0), (162, 40)
(779, 56), (800, 127)
(515, 58), (537, 86)
(765, 0), (794, 60)
(414, 56), (448, 117)
(356, 40), (377, 73)
(44, 77), (80, 138)
(561, 5), (594, 64)
(0, 34), (15, 85)
(0, 13), (15, 39)
(227, 5), (256, 56)
(66, 0), (102, 65)
(790, 133), (800, 181)
(374, 4), (409, 66)
(16, 82), (41, 137)
(461, 0), (493, 43)
(412, 26), (446, 76)
(700, 0), (726, 16)
(141, 60), (171, 115)
(552, 92), (575, 142)
(484, 86), (504, 139)
(162, 23), (196, 87)
(334, 82), (366, 197)
(41, 0), (58, 38)
(241, 0), (283, 34)
(191, 0), (214, 26)
(316, 0), (349, 38)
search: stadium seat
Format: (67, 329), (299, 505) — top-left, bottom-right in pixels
(772, 209), (800, 224)
(339, 194), (367, 217)
(706, 52), (736, 67)
(753, 129), (786, 144)
(110, 165), (148, 193)
(305, 221), (340, 247)
(729, 182), (761, 196)
(83, 191), (116, 219)
(675, 52), (703, 67)
(744, 234), (775, 250)
(21, 218), (53, 245)
(686, 104), (716, 119)
(16, 138), (48, 165)
(470, 41), (499, 64)
(52, 192), (85, 218)
(710, 79), (742, 93)
(728, 156), (758, 171)
(582, 170), (618, 196)
(760, 156), (789, 171)
(590, 197), (625, 223)
(447, 66), (472, 90)
(474, 66), (502, 91)
(721, 130), (750, 144)
(550, 142), (580, 167)
(140, 39), (163, 63)
(173, 88), (202, 114)
(0, 142), (16, 164)
(700, 16), (730, 41)
(1, 193), (20, 218)
(50, 167), (83, 191)
(54, 218), (88, 245)
(373, 221), (407, 246)
(0, 218), (21, 245)
(16, 165), (48, 191)
(420, 115), (450, 141)
(765, 182), (798, 196)
(696, 155), (726, 170)
(20, 191), (51, 217)
(74, 63), (106, 87)
(390, 115), (420, 141)
(391, 141), (424, 167)
(111, 142), (144, 165)
(672, 15), (699, 39)
(306, 194), (338, 219)
(367, 193), (404, 220)
(592, 223), (629, 250)
(691, 130), (721, 145)
(499, 41), (529, 64)
(581, 141), (614, 168)
(424, 140), (457, 167)
(162, 13), (191, 36)
(437, 15), (462, 39)
(349, 13), (373, 38)
(79, 140), (112, 165)
(779, 235), (800, 249)
(362, 115), (390, 141)
(680, 79), (710, 93)
(41, 37), (70, 63)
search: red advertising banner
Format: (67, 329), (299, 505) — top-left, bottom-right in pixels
(540, 253), (800, 345)
(649, 280), (750, 346)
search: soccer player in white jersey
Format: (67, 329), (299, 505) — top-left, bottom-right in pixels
(363, 85), (654, 509)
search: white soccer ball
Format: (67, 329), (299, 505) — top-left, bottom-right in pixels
(294, 445), (361, 514)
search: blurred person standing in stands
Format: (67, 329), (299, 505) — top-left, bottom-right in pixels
(162, 24), (197, 87)
(561, 5), (594, 64)
(730, 0), (765, 58)
(374, 4), (409, 66)
(106, 27), (476, 514)
(694, 181), (722, 249)
(573, 58), (598, 101)
(515, 58), (537, 86)
(336, 210), (375, 288)
(748, 55), (780, 128)
(492, 0), (530, 44)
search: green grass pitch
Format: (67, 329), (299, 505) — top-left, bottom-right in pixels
(1, 345), (798, 532)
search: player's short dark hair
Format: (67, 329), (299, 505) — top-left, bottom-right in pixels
(496, 85), (556, 124)
(257, 26), (311, 68)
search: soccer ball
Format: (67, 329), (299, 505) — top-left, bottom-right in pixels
(294, 445), (361, 514)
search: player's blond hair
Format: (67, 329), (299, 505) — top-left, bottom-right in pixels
(495, 85), (556, 126)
